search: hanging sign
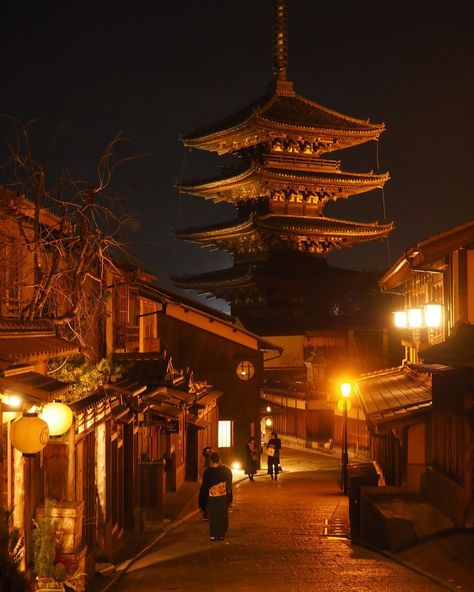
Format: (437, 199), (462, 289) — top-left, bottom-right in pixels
(161, 420), (179, 434)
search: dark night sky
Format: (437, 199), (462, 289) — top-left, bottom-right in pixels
(2, 0), (474, 311)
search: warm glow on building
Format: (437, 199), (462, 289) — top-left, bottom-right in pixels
(393, 311), (408, 328)
(424, 303), (442, 328)
(407, 308), (423, 328)
(218, 420), (232, 448)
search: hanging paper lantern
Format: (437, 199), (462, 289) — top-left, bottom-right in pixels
(39, 402), (73, 436)
(10, 414), (49, 455)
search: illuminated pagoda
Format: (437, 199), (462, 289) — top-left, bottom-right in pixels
(174, 0), (392, 335)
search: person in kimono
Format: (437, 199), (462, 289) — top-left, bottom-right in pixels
(244, 436), (259, 481)
(198, 452), (233, 540)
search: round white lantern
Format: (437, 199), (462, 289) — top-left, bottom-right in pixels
(39, 402), (73, 436)
(11, 414), (49, 455)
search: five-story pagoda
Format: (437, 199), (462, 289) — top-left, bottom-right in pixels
(174, 0), (392, 335)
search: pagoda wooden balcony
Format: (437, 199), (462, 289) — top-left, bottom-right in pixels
(264, 153), (341, 172)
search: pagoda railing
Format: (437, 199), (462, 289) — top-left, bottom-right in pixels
(264, 153), (340, 172)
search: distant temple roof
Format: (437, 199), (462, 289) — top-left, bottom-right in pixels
(178, 163), (389, 203)
(175, 214), (393, 255)
(182, 81), (385, 155)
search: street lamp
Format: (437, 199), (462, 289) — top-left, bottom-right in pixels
(340, 382), (352, 495)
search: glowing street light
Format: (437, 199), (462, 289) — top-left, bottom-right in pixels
(340, 382), (352, 495)
(424, 303), (442, 328)
(393, 304), (443, 329)
(407, 307), (423, 328)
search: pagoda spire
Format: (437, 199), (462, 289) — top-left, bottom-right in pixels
(273, 0), (288, 81)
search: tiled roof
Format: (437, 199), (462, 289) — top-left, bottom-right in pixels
(183, 83), (383, 142)
(70, 391), (110, 412)
(261, 92), (383, 132)
(0, 318), (55, 336)
(0, 335), (78, 363)
(421, 323), (474, 369)
(112, 354), (171, 385)
(176, 215), (392, 241)
(179, 164), (388, 198)
(175, 259), (381, 289)
(0, 371), (70, 403)
(356, 367), (432, 423)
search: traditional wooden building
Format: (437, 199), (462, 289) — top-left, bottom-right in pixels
(357, 220), (474, 529)
(104, 262), (281, 463)
(174, 0), (392, 334)
(136, 281), (281, 464)
(0, 320), (78, 578)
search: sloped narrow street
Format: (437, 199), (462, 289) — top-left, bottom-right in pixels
(111, 449), (445, 592)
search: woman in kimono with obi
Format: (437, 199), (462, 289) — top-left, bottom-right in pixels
(198, 452), (233, 540)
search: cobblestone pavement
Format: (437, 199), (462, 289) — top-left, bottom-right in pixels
(112, 448), (446, 591)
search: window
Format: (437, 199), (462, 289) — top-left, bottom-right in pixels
(0, 238), (22, 317)
(236, 360), (255, 381)
(218, 420), (232, 448)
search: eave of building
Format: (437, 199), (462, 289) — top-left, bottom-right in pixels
(178, 165), (389, 203)
(172, 267), (256, 292)
(380, 219), (474, 291)
(173, 263), (354, 293)
(1, 186), (63, 229)
(420, 322), (474, 369)
(137, 280), (282, 353)
(356, 366), (432, 424)
(182, 83), (384, 155)
(175, 214), (393, 246)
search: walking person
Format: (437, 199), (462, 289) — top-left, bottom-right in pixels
(266, 431), (282, 480)
(198, 452), (233, 540)
(244, 436), (259, 481)
(202, 446), (213, 471)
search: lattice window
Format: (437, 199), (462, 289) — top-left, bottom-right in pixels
(0, 238), (22, 317)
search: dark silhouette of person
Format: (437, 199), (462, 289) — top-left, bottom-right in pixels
(244, 436), (259, 481)
(198, 452), (233, 540)
(266, 431), (282, 480)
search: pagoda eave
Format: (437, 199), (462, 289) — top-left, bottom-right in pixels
(183, 118), (384, 156)
(174, 215), (393, 258)
(182, 83), (386, 156)
(178, 167), (389, 203)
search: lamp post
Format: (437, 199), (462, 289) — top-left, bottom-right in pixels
(340, 382), (352, 495)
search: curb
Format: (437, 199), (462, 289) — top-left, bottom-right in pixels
(349, 535), (457, 591)
(98, 507), (201, 592)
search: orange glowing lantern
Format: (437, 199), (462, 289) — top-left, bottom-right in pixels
(10, 414), (49, 455)
(39, 402), (73, 436)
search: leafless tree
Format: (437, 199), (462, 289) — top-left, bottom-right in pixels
(0, 117), (138, 353)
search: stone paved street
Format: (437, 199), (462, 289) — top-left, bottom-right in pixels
(112, 448), (446, 591)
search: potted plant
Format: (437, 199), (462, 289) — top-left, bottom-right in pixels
(32, 499), (66, 591)
(0, 506), (28, 592)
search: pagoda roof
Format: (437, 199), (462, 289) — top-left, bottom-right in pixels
(173, 259), (380, 291)
(178, 163), (389, 204)
(182, 81), (385, 155)
(175, 214), (393, 250)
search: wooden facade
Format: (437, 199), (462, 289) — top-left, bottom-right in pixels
(360, 220), (474, 527)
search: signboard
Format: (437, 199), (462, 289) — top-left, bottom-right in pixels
(161, 420), (179, 434)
